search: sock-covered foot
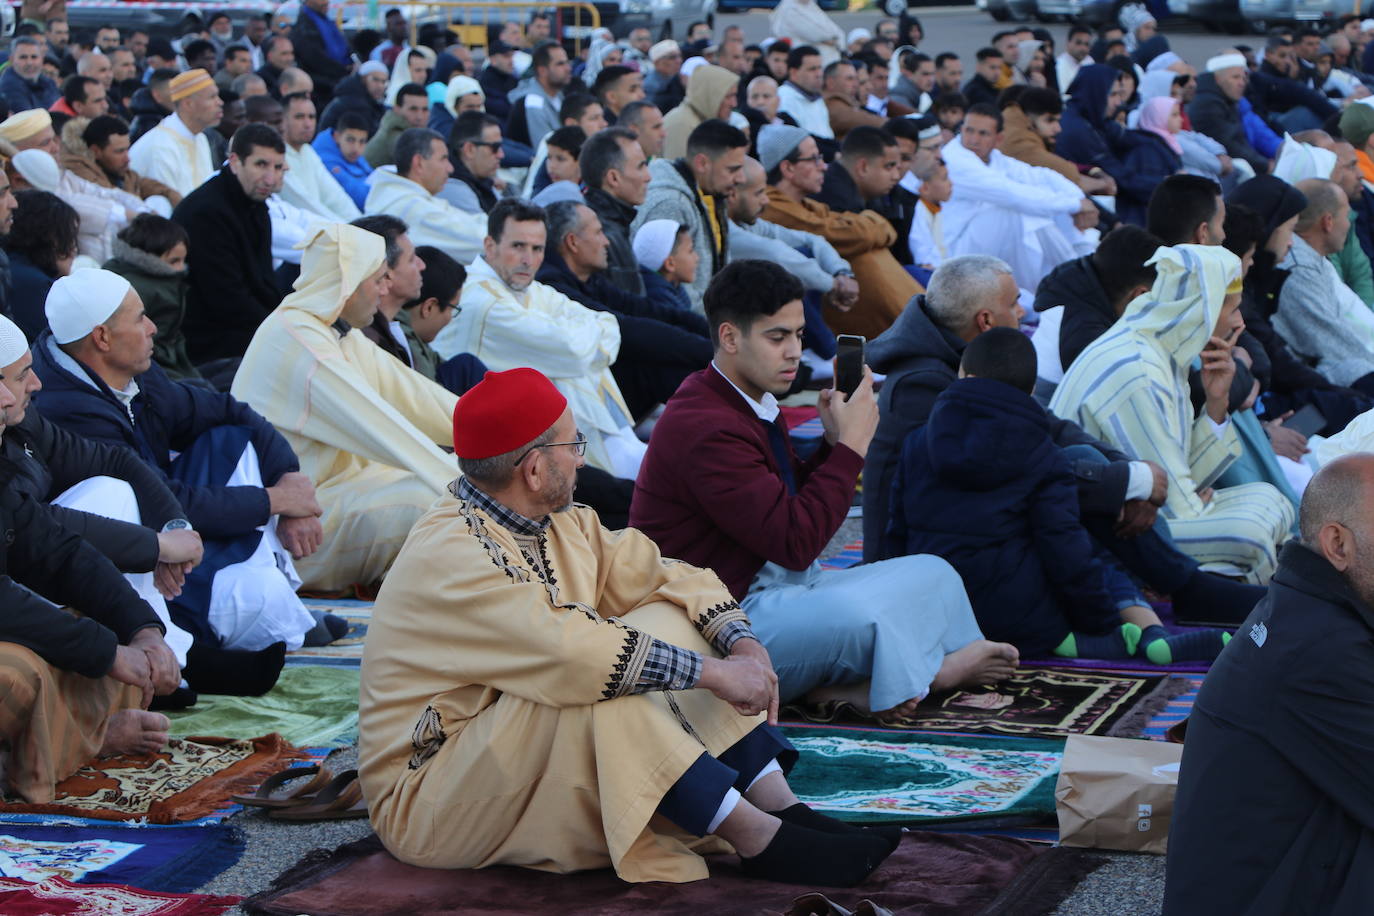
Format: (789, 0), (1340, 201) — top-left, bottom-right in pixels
(301, 611), (350, 647)
(1053, 623), (1142, 659)
(1139, 624), (1231, 664)
(772, 802), (903, 852)
(184, 641), (286, 696)
(1171, 571), (1268, 625)
(149, 686), (198, 711)
(740, 819), (892, 887)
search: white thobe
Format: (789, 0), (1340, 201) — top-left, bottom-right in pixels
(128, 113), (213, 198)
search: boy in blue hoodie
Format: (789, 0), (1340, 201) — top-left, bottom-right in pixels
(312, 111), (374, 210)
(882, 327), (1229, 663)
(633, 219), (698, 312)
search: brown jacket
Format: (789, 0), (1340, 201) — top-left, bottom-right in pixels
(823, 92), (886, 141)
(761, 186), (919, 338)
(59, 118), (183, 206)
(998, 104), (1087, 189)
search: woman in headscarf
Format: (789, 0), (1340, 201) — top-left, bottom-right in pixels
(1120, 96), (1184, 225)
(385, 46), (436, 106)
(1118, 3), (1157, 55)
(769, 0), (846, 65)
(1052, 244), (1296, 585)
(1057, 63), (1155, 210)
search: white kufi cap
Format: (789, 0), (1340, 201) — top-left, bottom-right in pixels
(0, 314), (28, 367)
(633, 219), (681, 271)
(45, 269), (133, 345)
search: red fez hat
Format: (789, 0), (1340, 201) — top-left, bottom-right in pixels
(453, 368), (568, 459)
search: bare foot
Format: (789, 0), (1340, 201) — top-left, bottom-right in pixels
(878, 697), (922, 720)
(931, 640), (1019, 692)
(99, 710), (170, 758)
(804, 681), (873, 713)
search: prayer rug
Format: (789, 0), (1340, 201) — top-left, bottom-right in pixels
(0, 823), (244, 892)
(819, 539), (864, 570)
(781, 726), (1063, 824)
(0, 875), (239, 915)
(167, 667), (359, 747)
(0, 734), (309, 824)
(243, 831), (1104, 916)
(783, 667), (1189, 738)
(287, 599), (371, 667)
(1141, 676), (1203, 742)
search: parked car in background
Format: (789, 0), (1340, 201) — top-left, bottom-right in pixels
(977, 0), (1040, 22)
(1236, 0), (1292, 31)
(54, 0), (275, 41)
(1033, 0), (1118, 24)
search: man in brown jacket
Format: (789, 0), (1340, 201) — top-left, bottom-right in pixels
(758, 123), (919, 338)
(821, 59), (884, 142)
(59, 115), (182, 207)
(998, 87), (1116, 198)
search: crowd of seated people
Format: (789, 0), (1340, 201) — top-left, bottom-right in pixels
(1, 6), (1374, 908)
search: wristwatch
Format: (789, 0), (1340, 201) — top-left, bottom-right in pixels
(160, 519), (192, 533)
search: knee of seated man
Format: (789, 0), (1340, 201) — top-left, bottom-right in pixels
(0, 644), (49, 714)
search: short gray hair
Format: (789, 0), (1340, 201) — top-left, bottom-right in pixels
(924, 255), (1014, 334)
(457, 425), (558, 488)
(545, 200), (588, 253)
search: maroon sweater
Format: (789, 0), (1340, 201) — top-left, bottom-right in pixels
(630, 367), (864, 600)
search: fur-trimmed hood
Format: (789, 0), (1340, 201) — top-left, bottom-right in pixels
(108, 237), (184, 278)
(60, 116), (92, 159)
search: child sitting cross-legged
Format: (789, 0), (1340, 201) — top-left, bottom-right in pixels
(881, 327), (1231, 664)
(633, 219), (699, 312)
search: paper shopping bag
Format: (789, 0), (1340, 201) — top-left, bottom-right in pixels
(1054, 734), (1183, 854)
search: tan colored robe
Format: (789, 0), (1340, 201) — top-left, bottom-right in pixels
(358, 493), (761, 883)
(762, 187), (922, 339)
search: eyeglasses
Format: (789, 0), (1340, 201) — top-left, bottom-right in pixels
(513, 432), (588, 466)
(788, 153), (825, 166)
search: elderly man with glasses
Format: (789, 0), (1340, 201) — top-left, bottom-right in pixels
(360, 365), (899, 889)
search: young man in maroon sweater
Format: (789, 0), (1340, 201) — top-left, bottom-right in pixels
(631, 260), (1018, 720)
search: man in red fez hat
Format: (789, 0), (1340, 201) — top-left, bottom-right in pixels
(359, 367), (897, 888)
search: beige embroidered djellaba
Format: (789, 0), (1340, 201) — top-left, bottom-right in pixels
(358, 492), (763, 883)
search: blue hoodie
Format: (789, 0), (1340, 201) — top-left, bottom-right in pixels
(1057, 64), (1154, 207)
(882, 376), (1121, 655)
(311, 128), (373, 210)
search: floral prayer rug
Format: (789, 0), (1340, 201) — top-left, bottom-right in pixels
(781, 726), (1063, 824)
(0, 735), (308, 824)
(0, 875), (239, 915)
(0, 823), (244, 892)
(783, 666), (1188, 738)
(286, 599), (371, 667)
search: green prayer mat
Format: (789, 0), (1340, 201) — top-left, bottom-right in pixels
(782, 726), (1064, 825)
(167, 666), (359, 747)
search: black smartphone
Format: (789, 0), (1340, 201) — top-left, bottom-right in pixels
(1282, 404), (1326, 438)
(835, 335), (865, 400)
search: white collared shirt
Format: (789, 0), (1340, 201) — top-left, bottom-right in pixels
(711, 361), (780, 423)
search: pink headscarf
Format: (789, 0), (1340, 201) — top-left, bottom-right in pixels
(1138, 96), (1182, 156)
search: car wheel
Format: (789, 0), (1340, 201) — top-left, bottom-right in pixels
(883, 0), (907, 16)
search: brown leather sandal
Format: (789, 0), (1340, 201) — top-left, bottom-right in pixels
(230, 765), (330, 809)
(269, 768), (367, 822)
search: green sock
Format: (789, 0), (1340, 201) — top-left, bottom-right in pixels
(1053, 623), (1142, 659)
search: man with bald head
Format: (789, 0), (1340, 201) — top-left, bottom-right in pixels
(1278, 178), (1374, 391)
(129, 68), (222, 197)
(1166, 453), (1374, 913)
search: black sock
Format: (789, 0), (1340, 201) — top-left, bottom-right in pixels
(183, 641), (286, 696)
(1171, 571), (1267, 625)
(740, 819), (892, 887)
(301, 611), (350, 647)
(772, 802), (903, 852)
(1139, 624), (1231, 664)
(149, 686), (198, 711)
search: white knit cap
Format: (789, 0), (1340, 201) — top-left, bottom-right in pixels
(1206, 53), (1247, 73)
(649, 39), (681, 62)
(445, 74), (484, 116)
(847, 27), (872, 45)
(0, 314), (28, 368)
(45, 269), (133, 344)
(633, 219), (681, 271)
(358, 60), (388, 77)
(11, 149), (58, 193)
(1146, 51), (1182, 72)
(680, 56), (706, 80)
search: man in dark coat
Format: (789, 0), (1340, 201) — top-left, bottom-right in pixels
(864, 255), (1267, 624)
(537, 200), (712, 421)
(1165, 454), (1374, 915)
(1188, 65), (1270, 175)
(172, 124), (284, 367)
(1054, 65), (1152, 211)
(582, 127), (650, 296)
(0, 36), (59, 114)
(292, 0), (353, 107)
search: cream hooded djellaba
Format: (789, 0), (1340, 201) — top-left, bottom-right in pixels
(1051, 244), (1294, 583)
(231, 223), (460, 591)
(661, 64), (743, 160)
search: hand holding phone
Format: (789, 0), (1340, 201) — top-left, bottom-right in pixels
(834, 335), (865, 400)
